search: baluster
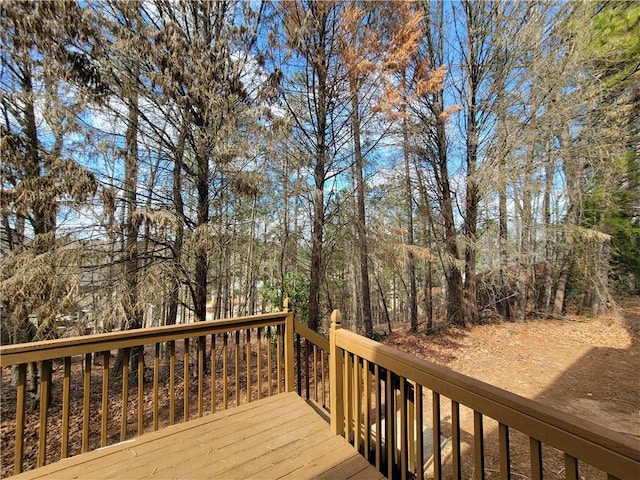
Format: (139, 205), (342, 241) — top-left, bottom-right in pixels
(296, 333), (301, 396)
(61, 356), (71, 459)
(565, 454), (578, 480)
(211, 334), (216, 412)
(82, 353), (91, 452)
(499, 422), (511, 480)
(305, 339), (310, 400)
(474, 411), (485, 480)
(153, 344), (159, 431)
(400, 377), (408, 480)
(246, 329), (252, 402)
(234, 331), (240, 405)
(363, 359), (371, 461)
(313, 344), (318, 402)
(277, 325), (282, 393)
(38, 360), (51, 467)
(121, 347), (130, 442)
(184, 338), (190, 421)
(321, 350), (326, 407)
(385, 370), (394, 480)
(433, 392), (442, 480)
(452, 400), (461, 479)
(137, 349), (144, 436)
(267, 326), (272, 397)
(14, 363), (26, 474)
(344, 352), (353, 444)
(354, 356), (362, 453)
(101, 352), (109, 447)
(257, 328), (262, 400)
(374, 364), (382, 471)
(529, 437), (542, 480)
(415, 384), (424, 480)
(169, 341), (175, 425)
(223, 332), (228, 409)
(198, 336), (204, 416)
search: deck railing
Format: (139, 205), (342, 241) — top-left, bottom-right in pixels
(294, 320), (331, 417)
(327, 309), (640, 480)
(0, 301), (296, 477)
(2, 304), (639, 479)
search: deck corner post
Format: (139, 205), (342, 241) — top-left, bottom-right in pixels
(329, 309), (345, 436)
(284, 297), (295, 393)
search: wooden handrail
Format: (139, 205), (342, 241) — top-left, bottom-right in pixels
(329, 310), (640, 480)
(0, 311), (289, 367)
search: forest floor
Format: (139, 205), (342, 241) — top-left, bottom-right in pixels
(383, 296), (639, 478)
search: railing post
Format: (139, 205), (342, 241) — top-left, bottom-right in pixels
(330, 309), (345, 436)
(284, 297), (295, 393)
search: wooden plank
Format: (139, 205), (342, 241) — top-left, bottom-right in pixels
(243, 435), (350, 479)
(98, 398), (315, 479)
(176, 410), (326, 478)
(12, 393), (382, 480)
(20, 394), (293, 479)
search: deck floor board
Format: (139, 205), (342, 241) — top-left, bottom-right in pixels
(10, 393), (379, 480)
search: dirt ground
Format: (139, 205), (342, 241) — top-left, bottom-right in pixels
(383, 296), (640, 478)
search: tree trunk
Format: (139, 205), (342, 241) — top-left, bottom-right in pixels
(351, 75), (374, 337)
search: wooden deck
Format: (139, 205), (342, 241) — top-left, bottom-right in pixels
(10, 393), (382, 480)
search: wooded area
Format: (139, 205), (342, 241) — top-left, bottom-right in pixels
(1, 1), (638, 344)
